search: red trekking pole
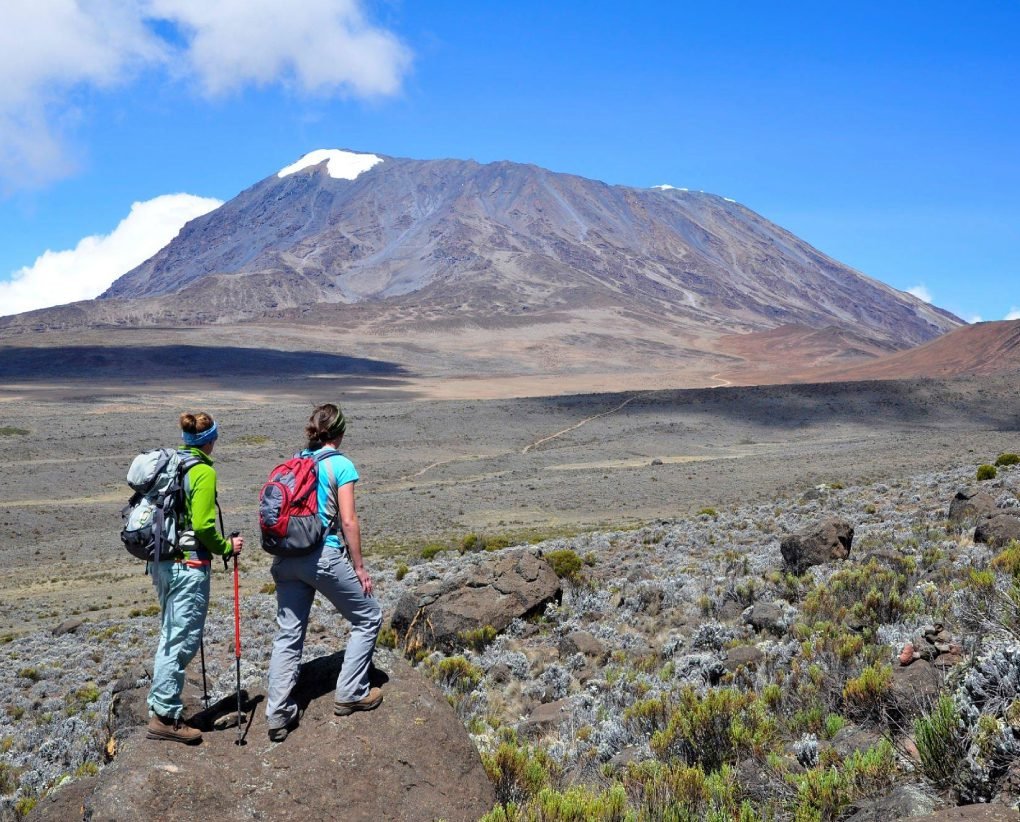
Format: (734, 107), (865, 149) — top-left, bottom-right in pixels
(226, 532), (246, 746)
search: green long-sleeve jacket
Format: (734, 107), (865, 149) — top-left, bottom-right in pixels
(180, 447), (231, 560)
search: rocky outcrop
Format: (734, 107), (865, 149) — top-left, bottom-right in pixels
(948, 487), (998, 525)
(780, 518), (854, 572)
(903, 806), (1020, 821)
(391, 549), (561, 653)
(974, 513), (1020, 548)
(31, 650), (495, 822)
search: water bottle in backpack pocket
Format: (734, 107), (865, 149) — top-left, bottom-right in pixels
(120, 448), (200, 562)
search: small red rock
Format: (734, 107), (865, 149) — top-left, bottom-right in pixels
(899, 643), (915, 665)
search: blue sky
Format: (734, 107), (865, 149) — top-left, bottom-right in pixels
(0, 1), (1016, 321)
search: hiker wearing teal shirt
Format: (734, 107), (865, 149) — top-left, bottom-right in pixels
(265, 402), (383, 743)
(146, 411), (244, 744)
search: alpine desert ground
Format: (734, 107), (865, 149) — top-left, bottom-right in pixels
(1, 370), (1016, 638)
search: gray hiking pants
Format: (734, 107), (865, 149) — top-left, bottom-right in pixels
(265, 548), (382, 731)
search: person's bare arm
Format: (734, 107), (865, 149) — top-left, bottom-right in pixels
(338, 481), (371, 595)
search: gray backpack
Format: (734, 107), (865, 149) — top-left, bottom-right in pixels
(120, 448), (200, 562)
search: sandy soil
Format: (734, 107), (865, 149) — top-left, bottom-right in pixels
(1, 371), (1018, 636)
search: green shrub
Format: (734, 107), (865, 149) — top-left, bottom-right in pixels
(649, 687), (776, 771)
(395, 562), (409, 581)
(802, 559), (921, 626)
(622, 760), (755, 822)
(459, 625), (497, 652)
(991, 541), (1020, 577)
(259, 582), (276, 595)
(65, 683), (101, 715)
(13, 797), (37, 819)
(842, 663), (892, 720)
(544, 549), (583, 581)
(697, 507), (719, 518)
(915, 695), (966, 788)
(17, 667), (41, 682)
(0, 426), (29, 436)
(976, 464), (997, 481)
(461, 532), (484, 553)
(787, 739), (896, 821)
(128, 604), (160, 618)
(75, 761), (100, 778)
(995, 452), (1020, 467)
(429, 656), (483, 693)
(481, 732), (558, 808)
(235, 434), (271, 446)
(0, 761), (18, 794)
(421, 542), (447, 560)
(377, 626), (397, 649)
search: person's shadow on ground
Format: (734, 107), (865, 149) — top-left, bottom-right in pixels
(292, 650), (390, 711)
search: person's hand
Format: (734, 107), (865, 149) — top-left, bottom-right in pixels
(355, 565), (373, 596)
(230, 535), (244, 555)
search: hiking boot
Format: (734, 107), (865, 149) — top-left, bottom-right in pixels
(146, 713), (202, 744)
(268, 707), (303, 743)
(334, 687), (383, 716)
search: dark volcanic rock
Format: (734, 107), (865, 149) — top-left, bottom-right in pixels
(974, 513), (1020, 548)
(32, 651), (494, 822)
(887, 659), (941, 722)
(948, 487), (998, 525)
(559, 630), (608, 663)
(51, 618), (83, 636)
(780, 517), (854, 572)
(845, 783), (939, 821)
(903, 805), (1020, 821)
(391, 549), (561, 653)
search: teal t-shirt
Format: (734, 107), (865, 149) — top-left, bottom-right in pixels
(303, 447), (359, 550)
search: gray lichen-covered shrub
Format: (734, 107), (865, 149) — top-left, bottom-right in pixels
(793, 733), (820, 767)
(952, 646), (1020, 802)
(690, 621), (735, 652)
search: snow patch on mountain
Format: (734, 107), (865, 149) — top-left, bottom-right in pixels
(278, 149), (383, 180)
(652, 184), (689, 191)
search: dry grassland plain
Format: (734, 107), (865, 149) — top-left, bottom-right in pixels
(1, 371), (1018, 637)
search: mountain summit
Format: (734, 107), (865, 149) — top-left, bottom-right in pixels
(100, 149), (957, 347)
(1, 150), (967, 393)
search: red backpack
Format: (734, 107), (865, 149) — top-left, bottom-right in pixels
(258, 450), (338, 556)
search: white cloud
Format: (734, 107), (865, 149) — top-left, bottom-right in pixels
(906, 284), (932, 303)
(0, 1), (163, 188)
(1006, 307), (1020, 321)
(0, 1), (411, 189)
(0, 193), (221, 317)
(968, 315), (983, 324)
(149, 0), (412, 97)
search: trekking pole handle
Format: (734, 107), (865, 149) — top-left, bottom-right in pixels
(224, 530), (240, 570)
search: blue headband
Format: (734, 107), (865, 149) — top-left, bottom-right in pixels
(182, 421), (218, 447)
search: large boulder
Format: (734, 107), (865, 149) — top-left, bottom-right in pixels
(845, 783), (939, 822)
(974, 513), (1020, 548)
(780, 518), (854, 572)
(904, 806), (1020, 821)
(31, 650), (495, 822)
(391, 549), (561, 653)
(948, 487), (998, 525)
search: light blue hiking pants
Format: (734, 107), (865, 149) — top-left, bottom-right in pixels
(266, 548), (382, 731)
(147, 561), (210, 719)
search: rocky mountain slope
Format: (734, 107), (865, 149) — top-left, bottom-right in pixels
(99, 149), (957, 346)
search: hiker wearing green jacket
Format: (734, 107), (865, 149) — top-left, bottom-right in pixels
(146, 412), (244, 744)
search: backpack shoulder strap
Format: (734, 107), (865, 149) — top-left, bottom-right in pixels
(318, 453), (340, 533)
